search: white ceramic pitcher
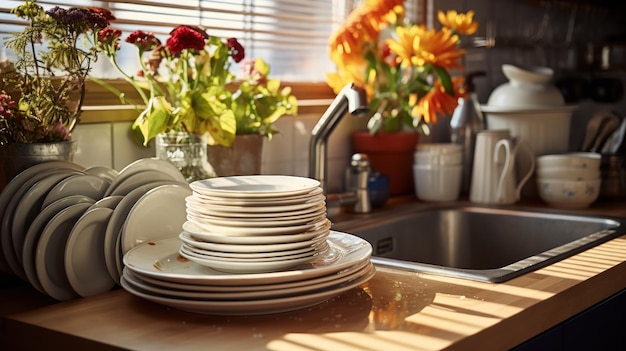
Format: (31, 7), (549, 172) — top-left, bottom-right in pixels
(469, 130), (535, 204)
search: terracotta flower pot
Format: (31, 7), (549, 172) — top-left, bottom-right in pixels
(207, 134), (264, 176)
(352, 131), (418, 195)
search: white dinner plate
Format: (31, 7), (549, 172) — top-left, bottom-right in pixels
(106, 169), (184, 197)
(121, 184), (191, 254)
(0, 161), (83, 274)
(182, 219), (331, 245)
(41, 174), (109, 208)
(1, 168), (80, 280)
(65, 207), (116, 297)
(178, 230), (328, 253)
(189, 175), (320, 198)
(21, 195), (95, 294)
(83, 165), (119, 183)
(120, 263), (374, 315)
(123, 231), (372, 286)
(104, 182), (179, 284)
(125, 257), (372, 293)
(122, 262), (374, 301)
(88, 195), (124, 211)
(116, 158), (186, 185)
(35, 202), (92, 301)
(11, 171), (76, 265)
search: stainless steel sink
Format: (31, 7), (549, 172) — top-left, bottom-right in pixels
(333, 204), (625, 283)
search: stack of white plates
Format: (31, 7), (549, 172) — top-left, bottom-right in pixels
(181, 175), (331, 273)
(0, 158), (190, 301)
(121, 232), (374, 315)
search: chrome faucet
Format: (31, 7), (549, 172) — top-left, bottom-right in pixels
(309, 83), (370, 214)
(309, 83), (368, 194)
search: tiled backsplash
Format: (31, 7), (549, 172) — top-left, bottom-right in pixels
(72, 112), (366, 194)
(74, 0), (625, 194)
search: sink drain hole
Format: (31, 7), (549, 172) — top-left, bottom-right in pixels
(376, 236), (394, 255)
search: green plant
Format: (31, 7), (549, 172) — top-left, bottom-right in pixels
(97, 24), (297, 147)
(0, 0), (112, 144)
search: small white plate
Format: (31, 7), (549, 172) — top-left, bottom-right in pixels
(22, 195), (95, 294)
(35, 202), (92, 301)
(187, 217), (328, 236)
(120, 263), (374, 315)
(189, 175), (320, 198)
(192, 187), (324, 206)
(121, 184), (191, 254)
(123, 231), (371, 286)
(180, 241), (325, 261)
(178, 230), (328, 253)
(65, 207), (116, 297)
(185, 195), (325, 214)
(42, 174), (109, 208)
(182, 219), (331, 245)
(186, 206), (327, 227)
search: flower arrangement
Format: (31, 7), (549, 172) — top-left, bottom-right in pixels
(97, 24), (298, 147)
(0, 1), (113, 144)
(326, 1), (478, 134)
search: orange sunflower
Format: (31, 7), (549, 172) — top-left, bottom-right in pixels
(437, 10), (479, 35)
(387, 25), (465, 70)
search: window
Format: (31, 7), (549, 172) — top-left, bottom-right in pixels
(1, 0), (423, 115)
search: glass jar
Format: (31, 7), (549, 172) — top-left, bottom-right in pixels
(155, 132), (216, 182)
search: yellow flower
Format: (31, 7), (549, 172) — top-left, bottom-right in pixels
(387, 25), (465, 70)
(437, 10), (478, 35)
(414, 77), (465, 124)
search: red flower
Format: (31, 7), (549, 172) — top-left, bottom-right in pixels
(227, 38), (245, 63)
(126, 30), (161, 52)
(166, 26), (207, 55)
(98, 27), (122, 51)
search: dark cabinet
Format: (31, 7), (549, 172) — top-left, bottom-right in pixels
(512, 288), (626, 350)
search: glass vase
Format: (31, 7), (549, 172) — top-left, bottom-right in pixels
(155, 132), (216, 183)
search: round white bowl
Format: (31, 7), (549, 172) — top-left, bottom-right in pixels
(414, 150), (462, 166)
(487, 64), (565, 107)
(536, 152), (602, 170)
(536, 167), (601, 181)
(536, 178), (601, 209)
(412, 164), (462, 202)
(415, 143), (463, 154)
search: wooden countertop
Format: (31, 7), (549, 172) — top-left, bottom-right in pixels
(2, 199), (626, 351)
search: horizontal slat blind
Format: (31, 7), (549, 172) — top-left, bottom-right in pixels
(0, 0), (421, 83)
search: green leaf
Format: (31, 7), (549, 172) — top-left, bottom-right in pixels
(432, 65), (454, 95)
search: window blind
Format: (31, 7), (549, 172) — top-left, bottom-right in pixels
(1, 0), (422, 83)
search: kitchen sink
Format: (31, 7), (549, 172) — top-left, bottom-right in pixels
(333, 204), (625, 283)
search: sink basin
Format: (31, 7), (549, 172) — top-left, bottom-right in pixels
(334, 204), (625, 283)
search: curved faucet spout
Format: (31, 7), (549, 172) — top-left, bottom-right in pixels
(309, 83), (368, 193)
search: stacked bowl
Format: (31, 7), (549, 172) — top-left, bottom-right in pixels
(536, 152), (602, 209)
(412, 143), (463, 201)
